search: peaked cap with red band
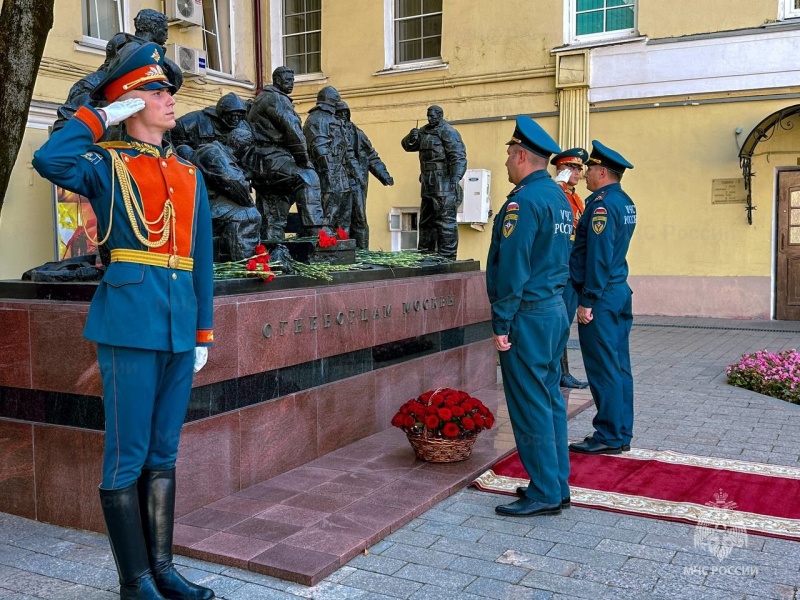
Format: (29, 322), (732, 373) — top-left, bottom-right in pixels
(90, 42), (175, 103)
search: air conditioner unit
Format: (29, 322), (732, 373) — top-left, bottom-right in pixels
(166, 0), (203, 27)
(166, 44), (207, 77)
(457, 169), (491, 224)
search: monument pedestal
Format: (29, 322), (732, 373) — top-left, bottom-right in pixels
(0, 262), (494, 533)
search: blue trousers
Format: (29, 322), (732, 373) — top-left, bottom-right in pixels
(563, 280), (578, 325)
(499, 301), (570, 503)
(97, 344), (194, 489)
(578, 284), (634, 446)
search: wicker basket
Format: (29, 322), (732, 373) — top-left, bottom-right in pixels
(406, 432), (477, 463)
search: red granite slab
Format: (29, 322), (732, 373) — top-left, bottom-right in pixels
(239, 391), (318, 488)
(33, 424), (104, 533)
(315, 374), (378, 455)
(0, 309), (32, 388)
(423, 346), (464, 391)
(463, 339), (498, 392)
(463, 271), (491, 325)
(249, 543), (340, 585)
(183, 532), (275, 569)
(0, 420), (35, 519)
(314, 287), (375, 358)
(237, 294), (318, 376)
(176, 412), (240, 517)
(29, 306), (100, 396)
(423, 275), (465, 333)
(192, 302), (239, 387)
(371, 281), (426, 346)
(374, 359), (426, 433)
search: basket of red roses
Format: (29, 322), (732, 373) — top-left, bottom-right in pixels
(391, 387), (495, 462)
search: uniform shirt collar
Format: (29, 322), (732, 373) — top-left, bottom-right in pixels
(124, 134), (172, 158)
(509, 169), (549, 195)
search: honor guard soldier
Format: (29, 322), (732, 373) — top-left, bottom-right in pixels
(32, 43), (215, 600)
(551, 148), (590, 389)
(568, 141), (636, 456)
(487, 116), (573, 517)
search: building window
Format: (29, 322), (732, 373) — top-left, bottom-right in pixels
(82, 0), (122, 41)
(395, 0), (442, 64)
(782, 0), (800, 18)
(570, 0), (636, 43)
(282, 0), (321, 75)
(203, 0), (233, 74)
(389, 209), (419, 251)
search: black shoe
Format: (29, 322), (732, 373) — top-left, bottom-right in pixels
(568, 439), (622, 455)
(622, 444), (631, 452)
(99, 485), (167, 600)
(560, 374), (589, 389)
(495, 498), (562, 517)
(514, 487), (570, 508)
(139, 469), (215, 600)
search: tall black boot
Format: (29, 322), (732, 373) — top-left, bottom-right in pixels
(99, 486), (167, 600)
(560, 348), (589, 389)
(138, 469), (215, 600)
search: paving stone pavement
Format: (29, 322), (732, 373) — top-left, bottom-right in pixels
(2, 316), (800, 599)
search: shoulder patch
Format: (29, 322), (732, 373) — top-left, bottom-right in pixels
(506, 201), (519, 212)
(80, 151), (103, 164)
(591, 215), (607, 234)
(593, 206), (607, 216)
(502, 213), (518, 238)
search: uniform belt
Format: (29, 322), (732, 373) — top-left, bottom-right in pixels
(110, 248), (194, 271)
(519, 298), (563, 311)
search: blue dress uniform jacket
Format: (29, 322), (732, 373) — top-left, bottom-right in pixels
(32, 105), (214, 353)
(486, 170), (573, 504)
(569, 182), (636, 447)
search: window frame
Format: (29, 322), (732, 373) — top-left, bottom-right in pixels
(388, 207), (420, 252)
(269, 0), (323, 78)
(202, 0), (236, 76)
(81, 0), (126, 48)
(780, 0), (800, 19)
(383, 0), (444, 70)
(565, 0), (638, 46)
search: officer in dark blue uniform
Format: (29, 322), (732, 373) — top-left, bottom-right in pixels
(487, 116), (573, 517)
(568, 141), (636, 455)
(33, 43), (215, 599)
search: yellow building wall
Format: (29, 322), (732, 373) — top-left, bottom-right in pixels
(639, 0), (779, 39)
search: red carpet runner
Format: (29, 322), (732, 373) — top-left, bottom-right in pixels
(471, 449), (800, 540)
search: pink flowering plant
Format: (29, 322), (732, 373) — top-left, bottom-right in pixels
(726, 349), (800, 404)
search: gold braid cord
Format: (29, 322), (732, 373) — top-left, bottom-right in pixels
(107, 149), (173, 250)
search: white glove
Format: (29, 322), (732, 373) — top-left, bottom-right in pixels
(101, 98), (146, 127)
(193, 347), (208, 373)
(555, 169), (572, 184)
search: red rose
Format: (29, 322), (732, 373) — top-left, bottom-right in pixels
(336, 227), (349, 240)
(437, 407), (453, 421)
(418, 391), (434, 403)
(425, 406), (438, 416)
(408, 401), (426, 416)
(255, 244), (267, 255)
(444, 397), (457, 406)
(485, 414), (495, 429)
(477, 403), (490, 416)
(450, 405), (465, 417)
(391, 413), (405, 427)
(461, 417), (475, 430)
(473, 414), (485, 428)
(403, 415), (415, 428)
(424, 415), (440, 429)
(442, 423), (460, 438)
(246, 259), (257, 271)
(400, 404), (410, 414)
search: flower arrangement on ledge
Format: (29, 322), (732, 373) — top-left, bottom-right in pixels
(727, 349), (800, 404)
(392, 388), (495, 462)
(213, 244), (276, 282)
(318, 227), (349, 248)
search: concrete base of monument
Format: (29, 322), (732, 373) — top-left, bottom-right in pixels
(0, 261), (499, 538)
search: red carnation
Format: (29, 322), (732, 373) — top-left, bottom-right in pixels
(263, 272), (275, 283)
(424, 414), (440, 429)
(477, 404), (490, 416)
(437, 407), (453, 421)
(485, 414), (495, 429)
(318, 229), (338, 248)
(425, 406), (438, 416)
(391, 413), (405, 427)
(461, 417), (475, 431)
(450, 405), (465, 417)
(336, 227), (349, 240)
(442, 422), (460, 438)
(403, 415), (415, 428)
(255, 244), (267, 255)
(246, 259), (257, 271)
(418, 391), (434, 403)
(444, 397), (457, 406)
(408, 401), (426, 416)
(473, 414), (485, 428)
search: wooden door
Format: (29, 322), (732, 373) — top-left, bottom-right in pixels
(776, 170), (800, 320)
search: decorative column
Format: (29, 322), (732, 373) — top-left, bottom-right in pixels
(555, 50), (590, 151)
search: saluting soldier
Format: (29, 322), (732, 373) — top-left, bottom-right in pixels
(32, 43), (215, 600)
(487, 116), (573, 517)
(568, 141), (636, 456)
(551, 148), (590, 390)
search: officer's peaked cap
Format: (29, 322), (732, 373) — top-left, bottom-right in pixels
(551, 147), (589, 167)
(91, 42), (174, 102)
(587, 140), (634, 173)
(506, 115), (561, 158)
